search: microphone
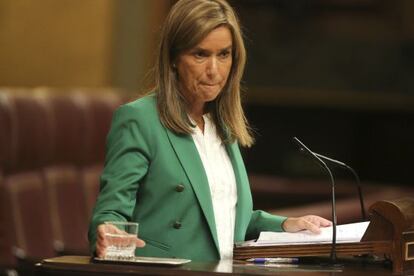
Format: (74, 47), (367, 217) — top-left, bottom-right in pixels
(293, 137), (366, 222)
(312, 152), (366, 222)
(292, 137), (338, 263)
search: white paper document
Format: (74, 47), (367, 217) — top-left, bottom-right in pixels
(254, 221), (370, 246)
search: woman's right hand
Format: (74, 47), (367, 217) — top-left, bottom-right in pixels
(95, 223), (146, 258)
(282, 215), (332, 234)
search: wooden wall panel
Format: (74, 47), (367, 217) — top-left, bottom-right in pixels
(0, 0), (171, 91)
(0, 0), (115, 87)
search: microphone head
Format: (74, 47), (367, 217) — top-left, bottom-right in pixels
(292, 136), (326, 166)
(292, 137), (313, 154)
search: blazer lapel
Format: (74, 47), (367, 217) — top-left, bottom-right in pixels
(165, 128), (220, 252)
(226, 142), (252, 242)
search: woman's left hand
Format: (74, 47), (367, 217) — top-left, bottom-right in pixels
(282, 215), (332, 234)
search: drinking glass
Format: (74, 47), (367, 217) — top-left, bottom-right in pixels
(103, 221), (139, 260)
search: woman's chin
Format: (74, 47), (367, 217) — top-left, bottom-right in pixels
(199, 87), (221, 101)
(204, 93), (220, 103)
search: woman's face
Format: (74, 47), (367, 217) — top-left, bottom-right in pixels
(176, 26), (233, 109)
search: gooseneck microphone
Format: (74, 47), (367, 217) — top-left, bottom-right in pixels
(292, 137), (338, 263)
(293, 138), (366, 222)
(311, 152), (366, 222)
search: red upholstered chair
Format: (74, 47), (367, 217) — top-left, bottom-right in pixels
(0, 91), (13, 269)
(43, 92), (90, 254)
(0, 88), (124, 269)
(43, 166), (89, 254)
(0, 90), (13, 173)
(81, 164), (103, 220)
(47, 93), (87, 165)
(6, 92), (54, 174)
(0, 172), (56, 261)
(80, 92), (123, 221)
(0, 90), (12, 268)
(82, 92), (123, 165)
(43, 90), (123, 255)
(0, 90), (57, 269)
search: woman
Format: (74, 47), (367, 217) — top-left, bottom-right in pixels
(89, 0), (331, 261)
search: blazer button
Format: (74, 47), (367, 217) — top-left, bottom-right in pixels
(173, 221), (182, 229)
(175, 184), (184, 192)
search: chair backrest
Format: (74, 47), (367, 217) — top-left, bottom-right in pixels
(2, 171), (56, 262)
(83, 92), (123, 165)
(0, 91), (13, 173)
(43, 166), (88, 253)
(0, 91), (13, 266)
(79, 91), (123, 221)
(0, 88), (125, 268)
(80, 164), (103, 220)
(6, 92), (54, 174)
(43, 92), (90, 254)
(0, 91), (57, 266)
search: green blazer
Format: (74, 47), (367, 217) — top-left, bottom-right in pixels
(88, 95), (286, 261)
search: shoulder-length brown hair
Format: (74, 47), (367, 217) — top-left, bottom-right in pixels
(155, 0), (254, 147)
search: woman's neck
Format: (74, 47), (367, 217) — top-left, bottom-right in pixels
(188, 102), (206, 133)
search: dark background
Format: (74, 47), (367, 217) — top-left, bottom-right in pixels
(1, 0), (413, 187)
(229, 0), (414, 187)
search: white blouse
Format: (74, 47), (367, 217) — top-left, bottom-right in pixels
(190, 114), (238, 260)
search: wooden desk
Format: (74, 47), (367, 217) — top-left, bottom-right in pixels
(35, 255), (400, 276)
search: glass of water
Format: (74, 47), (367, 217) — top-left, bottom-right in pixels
(103, 221), (139, 260)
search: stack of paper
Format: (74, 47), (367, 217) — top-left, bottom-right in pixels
(253, 221), (370, 247)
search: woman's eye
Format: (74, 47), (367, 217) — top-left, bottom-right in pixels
(194, 52), (206, 59)
(219, 51), (230, 58)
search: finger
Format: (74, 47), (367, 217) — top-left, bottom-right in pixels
(97, 230), (107, 241)
(96, 224), (112, 258)
(312, 216), (332, 227)
(307, 216), (332, 228)
(96, 249), (105, 258)
(96, 239), (107, 252)
(96, 244), (106, 258)
(319, 218), (333, 227)
(97, 233), (108, 248)
(136, 238), (146, 248)
(97, 225), (108, 240)
(304, 220), (321, 234)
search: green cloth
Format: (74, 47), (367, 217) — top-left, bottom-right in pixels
(88, 94), (287, 261)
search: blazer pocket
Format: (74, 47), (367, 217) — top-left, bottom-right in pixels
(141, 236), (171, 252)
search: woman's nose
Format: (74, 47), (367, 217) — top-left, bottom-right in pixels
(206, 57), (218, 76)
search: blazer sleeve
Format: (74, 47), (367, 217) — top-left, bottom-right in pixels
(88, 105), (151, 253)
(245, 210), (287, 240)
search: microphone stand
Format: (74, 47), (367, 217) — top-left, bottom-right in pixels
(313, 152), (366, 222)
(292, 137), (338, 263)
(319, 159), (338, 263)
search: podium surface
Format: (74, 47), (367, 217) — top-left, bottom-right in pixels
(35, 255), (399, 276)
(36, 198), (413, 275)
(234, 198), (414, 274)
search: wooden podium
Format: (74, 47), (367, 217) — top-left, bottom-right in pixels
(234, 198), (414, 274)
